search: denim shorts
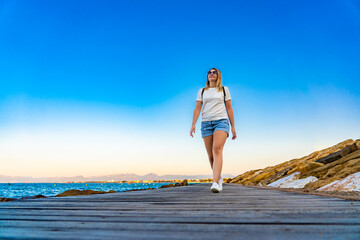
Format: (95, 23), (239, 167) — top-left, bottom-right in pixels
(201, 118), (230, 138)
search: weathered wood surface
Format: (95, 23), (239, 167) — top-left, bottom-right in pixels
(1, 183), (359, 239)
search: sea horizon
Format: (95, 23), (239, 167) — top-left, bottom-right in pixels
(0, 173), (236, 183)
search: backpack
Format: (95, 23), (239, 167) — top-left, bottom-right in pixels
(201, 86), (226, 102)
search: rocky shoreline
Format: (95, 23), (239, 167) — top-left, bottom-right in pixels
(0, 179), (189, 202)
(229, 138), (360, 198)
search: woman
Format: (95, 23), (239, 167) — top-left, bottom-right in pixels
(190, 67), (237, 193)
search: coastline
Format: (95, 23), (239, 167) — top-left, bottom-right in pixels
(3, 181), (360, 202)
(1, 180), (194, 202)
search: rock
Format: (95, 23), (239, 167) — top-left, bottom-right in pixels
(34, 194), (47, 198)
(229, 169), (262, 183)
(251, 171), (276, 184)
(303, 151), (360, 190)
(356, 140), (360, 150)
(268, 172), (318, 188)
(55, 189), (116, 197)
(181, 179), (188, 186)
(264, 167), (292, 185)
(20, 195), (47, 200)
(288, 162), (324, 175)
(237, 168), (276, 185)
(159, 180), (188, 188)
(315, 143), (358, 164)
(317, 172), (360, 191)
(0, 197), (15, 202)
(230, 138), (360, 191)
(306, 162), (324, 171)
(302, 150), (360, 179)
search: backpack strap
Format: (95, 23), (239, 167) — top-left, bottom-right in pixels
(222, 86), (226, 102)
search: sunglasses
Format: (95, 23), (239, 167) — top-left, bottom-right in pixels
(208, 70), (217, 75)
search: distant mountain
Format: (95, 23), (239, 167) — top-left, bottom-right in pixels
(0, 173), (235, 183)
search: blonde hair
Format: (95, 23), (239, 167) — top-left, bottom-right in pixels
(204, 67), (223, 92)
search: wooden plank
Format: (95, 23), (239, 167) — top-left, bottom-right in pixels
(1, 209), (359, 218)
(2, 202), (355, 208)
(1, 215), (360, 224)
(0, 183), (359, 239)
(1, 224), (360, 240)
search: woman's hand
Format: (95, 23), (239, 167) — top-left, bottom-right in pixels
(190, 124), (196, 138)
(231, 128), (237, 140)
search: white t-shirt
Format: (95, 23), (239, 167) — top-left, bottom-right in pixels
(196, 86), (231, 122)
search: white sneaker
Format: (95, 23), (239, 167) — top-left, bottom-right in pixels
(219, 175), (223, 189)
(210, 182), (222, 193)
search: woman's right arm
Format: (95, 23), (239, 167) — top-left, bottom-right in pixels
(190, 101), (202, 137)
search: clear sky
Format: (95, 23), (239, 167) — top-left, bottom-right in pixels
(1, 0), (359, 178)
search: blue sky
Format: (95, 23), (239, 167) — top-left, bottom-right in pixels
(0, 0), (359, 178)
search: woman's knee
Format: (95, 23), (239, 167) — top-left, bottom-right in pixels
(212, 145), (223, 155)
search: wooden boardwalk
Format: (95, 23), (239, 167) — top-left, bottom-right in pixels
(1, 183), (359, 239)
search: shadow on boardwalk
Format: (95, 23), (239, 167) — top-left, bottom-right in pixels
(1, 183), (359, 239)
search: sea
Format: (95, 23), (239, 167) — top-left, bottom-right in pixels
(0, 182), (200, 199)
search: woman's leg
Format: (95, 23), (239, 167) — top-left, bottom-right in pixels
(203, 135), (214, 169)
(212, 130), (228, 184)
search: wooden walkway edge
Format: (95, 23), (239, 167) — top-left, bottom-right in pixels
(1, 183), (359, 239)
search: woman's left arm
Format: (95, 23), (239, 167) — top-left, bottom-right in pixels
(225, 100), (237, 140)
